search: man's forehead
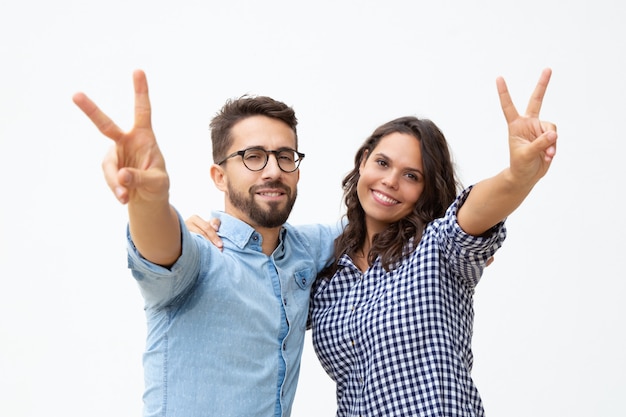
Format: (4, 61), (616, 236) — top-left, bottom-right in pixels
(230, 115), (297, 148)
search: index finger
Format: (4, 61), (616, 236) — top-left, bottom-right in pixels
(496, 75), (519, 124)
(72, 92), (124, 141)
(133, 69), (153, 130)
(525, 67), (552, 118)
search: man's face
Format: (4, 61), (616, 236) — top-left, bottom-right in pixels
(215, 115), (300, 230)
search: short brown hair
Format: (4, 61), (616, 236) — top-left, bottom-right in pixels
(210, 95), (298, 163)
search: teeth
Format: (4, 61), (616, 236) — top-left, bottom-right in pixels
(260, 192), (282, 197)
(373, 191), (398, 204)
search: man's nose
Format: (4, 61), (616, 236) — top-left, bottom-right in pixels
(261, 153), (282, 178)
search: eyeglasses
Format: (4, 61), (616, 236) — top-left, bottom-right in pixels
(217, 147), (305, 173)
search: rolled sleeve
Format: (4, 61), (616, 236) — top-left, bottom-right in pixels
(126, 209), (202, 310)
(444, 186), (507, 287)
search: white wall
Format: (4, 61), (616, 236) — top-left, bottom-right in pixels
(1, 1), (624, 416)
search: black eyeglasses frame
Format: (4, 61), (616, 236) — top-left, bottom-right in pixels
(216, 147), (305, 173)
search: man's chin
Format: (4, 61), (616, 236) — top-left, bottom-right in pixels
(228, 187), (295, 227)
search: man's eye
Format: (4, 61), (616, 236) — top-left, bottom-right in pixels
(245, 152), (264, 160)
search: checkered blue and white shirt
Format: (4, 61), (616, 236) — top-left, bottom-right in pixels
(310, 187), (507, 416)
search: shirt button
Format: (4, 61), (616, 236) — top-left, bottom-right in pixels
(283, 342), (287, 350)
(252, 235), (258, 241)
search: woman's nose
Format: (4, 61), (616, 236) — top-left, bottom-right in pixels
(381, 172), (399, 189)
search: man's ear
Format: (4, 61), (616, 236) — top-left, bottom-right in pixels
(210, 164), (228, 192)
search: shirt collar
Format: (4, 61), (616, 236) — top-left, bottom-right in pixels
(210, 211), (287, 251)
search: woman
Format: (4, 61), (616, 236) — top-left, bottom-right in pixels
(310, 115), (500, 416)
(187, 68), (558, 416)
(309, 68), (557, 416)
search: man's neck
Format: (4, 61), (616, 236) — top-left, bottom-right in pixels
(223, 206), (284, 255)
(255, 226), (281, 256)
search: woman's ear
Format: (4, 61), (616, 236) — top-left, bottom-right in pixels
(359, 149), (369, 173)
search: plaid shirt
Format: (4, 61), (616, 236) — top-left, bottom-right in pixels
(310, 188), (506, 416)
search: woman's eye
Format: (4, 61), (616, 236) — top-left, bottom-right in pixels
(406, 172), (422, 182)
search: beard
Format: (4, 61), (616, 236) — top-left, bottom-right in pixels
(227, 181), (297, 228)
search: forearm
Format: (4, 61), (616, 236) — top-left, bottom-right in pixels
(458, 68), (557, 237)
(128, 198), (182, 267)
(457, 168), (535, 236)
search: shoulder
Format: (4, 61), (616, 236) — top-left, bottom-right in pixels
(286, 222), (342, 246)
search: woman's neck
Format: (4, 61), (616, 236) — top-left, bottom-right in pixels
(353, 238), (373, 272)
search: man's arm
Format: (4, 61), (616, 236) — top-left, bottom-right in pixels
(457, 68), (558, 236)
(73, 70), (181, 266)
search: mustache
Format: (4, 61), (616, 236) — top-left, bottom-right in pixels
(250, 181), (291, 195)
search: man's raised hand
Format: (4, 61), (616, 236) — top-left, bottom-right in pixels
(73, 70), (169, 205)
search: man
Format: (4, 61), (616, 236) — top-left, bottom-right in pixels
(73, 70), (339, 417)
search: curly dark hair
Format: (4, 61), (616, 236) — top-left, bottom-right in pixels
(210, 95), (298, 163)
(321, 116), (460, 277)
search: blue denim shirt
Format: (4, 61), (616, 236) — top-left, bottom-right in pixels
(127, 210), (339, 417)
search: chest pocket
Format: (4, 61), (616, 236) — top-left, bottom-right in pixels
(286, 268), (315, 331)
(294, 268), (314, 290)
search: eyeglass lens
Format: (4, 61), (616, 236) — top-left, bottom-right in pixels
(242, 149), (300, 172)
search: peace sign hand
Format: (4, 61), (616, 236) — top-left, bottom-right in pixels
(497, 68), (558, 187)
(73, 70), (169, 205)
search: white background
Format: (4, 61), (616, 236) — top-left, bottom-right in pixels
(1, 1), (624, 416)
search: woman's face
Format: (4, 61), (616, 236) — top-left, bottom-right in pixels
(357, 132), (425, 236)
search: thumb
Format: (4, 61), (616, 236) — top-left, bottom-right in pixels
(117, 167), (170, 200)
(533, 130), (558, 162)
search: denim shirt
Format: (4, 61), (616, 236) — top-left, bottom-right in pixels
(127, 210), (339, 417)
